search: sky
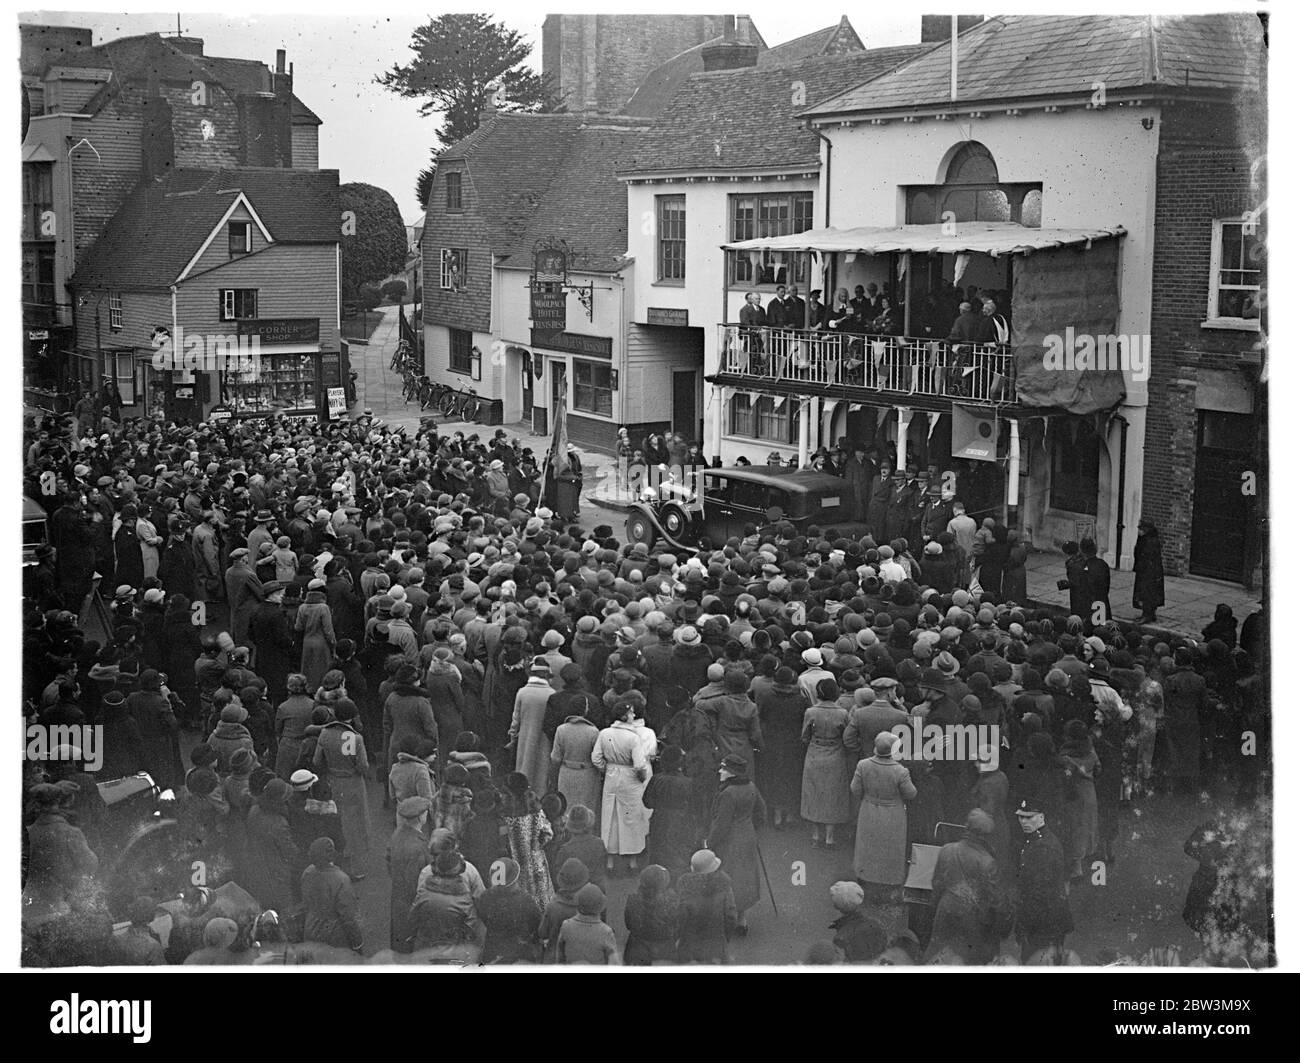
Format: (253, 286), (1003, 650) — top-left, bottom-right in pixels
(22, 5), (920, 221)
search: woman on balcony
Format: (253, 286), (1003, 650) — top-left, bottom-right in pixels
(871, 297), (904, 337)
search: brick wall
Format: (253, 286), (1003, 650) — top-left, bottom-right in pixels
(1145, 99), (1265, 578)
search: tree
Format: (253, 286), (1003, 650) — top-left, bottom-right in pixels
(378, 13), (565, 151)
(415, 159), (436, 211)
(339, 183), (408, 302)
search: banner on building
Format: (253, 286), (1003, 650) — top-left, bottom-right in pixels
(951, 404), (999, 462)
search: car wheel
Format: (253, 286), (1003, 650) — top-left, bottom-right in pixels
(660, 503), (688, 539)
(626, 513), (656, 548)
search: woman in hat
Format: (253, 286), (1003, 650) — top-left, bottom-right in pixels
(708, 753), (767, 932)
(557, 883), (619, 964)
(849, 732), (918, 895)
(484, 626), (533, 754)
(800, 677), (852, 850)
(623, 863), (681, 966)
(675, 849), (738, 964)
(409, 848), (483, 960)
(757, 665), (811, 829)
(539, 857), (589, 963)
(382, 662), (439, 780)
(241, 777), (300, 917)
(641, 745), (698, 876)
(127, 669), (183, 791)
(208, 701), (255, 776)
(300, 837), (363, 951)
(549, 696), (603, 820)
(592, 697), (655, 873)
(388, 795), (432, 953)
(113, 503), (145, 592)
(501, 772), (555, 909)
(274, 674), (317, 780)
(314, 697), (372, 875)
(1131, 519), (1165, 624)
(475, 857), (541, 964)
(508, 657), (556, 794)
(295, 577), (336, 691)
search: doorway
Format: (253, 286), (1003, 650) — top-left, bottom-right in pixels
(672, 370), (698, 442)
(1190, 410), (1254, 581)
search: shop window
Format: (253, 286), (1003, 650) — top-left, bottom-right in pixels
(114, 351), (136, 405)
(1049, 418), (1100, 515)
(656, 195), (686, 282)
(220, 289), (258, 321)
(220, 353), (319, 414)
(1207, 218), (1263, 325)
(573, 360), (613, 417)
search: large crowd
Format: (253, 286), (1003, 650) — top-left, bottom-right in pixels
(20, 389), (1272, 966)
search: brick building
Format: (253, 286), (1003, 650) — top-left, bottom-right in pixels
(1145, 96), (1266, 586)
(20, 26), (322, 396)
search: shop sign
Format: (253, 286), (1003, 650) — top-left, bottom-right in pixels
(235, 318), (320, 346)
(209, 404), (233, 424)
(646, 307), (689, 327)
(529, 330), (612, 358)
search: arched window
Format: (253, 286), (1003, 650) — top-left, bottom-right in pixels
(944, 142), (999, 185)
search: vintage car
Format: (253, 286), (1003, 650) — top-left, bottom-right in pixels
(22, 496), (47, 567)
(624, 465), (868, 551)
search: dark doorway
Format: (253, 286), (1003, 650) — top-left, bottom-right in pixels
(1190, 410), (1254, 581)
(672, 370), (698, 442)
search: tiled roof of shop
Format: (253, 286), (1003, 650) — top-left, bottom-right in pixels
(804, 13), (1265, 117)
(620, 46), (928, 175)
(71, 167), (340, 289)
(439, 113), (587, 251)
(502, 122), (652, 273)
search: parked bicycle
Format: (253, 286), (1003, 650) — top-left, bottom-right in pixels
(438, 385), (482, 422)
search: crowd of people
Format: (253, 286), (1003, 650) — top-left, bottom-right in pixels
(21, 399), (1271, 966)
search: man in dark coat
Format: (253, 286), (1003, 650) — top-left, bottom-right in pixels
(301, 837), (363, 950)
(842, 444), (874, 524)
(476, 857), (541, 963)
(248, 587), (296, 703)
(387, 797), (431, 952)
(1013, 800), (1072, 961)
(1061, 541), (1090, 619)
(1131, 520), (1165, 624)
(707, 754), (767, 931)
(884, 470), (917, 545)
(866, 460), (894, 540)
(48, 498), (96, 610)
(1078, 538), (1111, 625)
(927, 809), (1011, 965)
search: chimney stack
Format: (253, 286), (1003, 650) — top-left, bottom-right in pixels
(920, 15), (983, 44)
(722, 14), (736, 41)
(702, 17), (760, 73)
(171, 36), (204, 56)
(276, 48), (286, 74)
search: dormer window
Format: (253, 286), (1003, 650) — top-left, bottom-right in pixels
(228, 220), (252, 257)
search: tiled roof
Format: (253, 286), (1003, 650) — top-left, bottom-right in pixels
(758, 17), (863, 67)
(804, 13), (1265, 118)
(71, 167), (340, 290)
(620, 46), (929, 176)
(439, 113), (587, 251)
(502, 122), (653, 273)
(291, 95), (322, 124)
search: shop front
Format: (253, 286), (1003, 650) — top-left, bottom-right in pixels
(213, 318), (341, 420)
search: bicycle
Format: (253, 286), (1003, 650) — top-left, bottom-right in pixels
(390, 339), (413, 373)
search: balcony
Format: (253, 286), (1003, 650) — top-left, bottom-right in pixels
(715, 325), (1017, 408)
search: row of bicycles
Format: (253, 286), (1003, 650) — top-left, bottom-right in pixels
(391, 340), (484, 422)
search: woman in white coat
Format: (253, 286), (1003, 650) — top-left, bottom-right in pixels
(592, 694), (657, 873)
(136, 512), (164, 580)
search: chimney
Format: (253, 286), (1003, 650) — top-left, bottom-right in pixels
(481, 83), (501, 122)
(722, 14), (736, 41)
(702, 16), (759, 72)
(276, 48), (286, 74)
(920, 15), (983, 44)
(171, 36), (204, 56)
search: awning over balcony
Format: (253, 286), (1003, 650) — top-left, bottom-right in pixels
(722, 221), (1126, 256)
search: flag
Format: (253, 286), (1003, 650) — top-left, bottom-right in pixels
(543, 390), (570, 506)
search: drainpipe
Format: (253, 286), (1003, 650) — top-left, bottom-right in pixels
(1006, 418), (1021, 528)
(1113, 414), (1129, 567)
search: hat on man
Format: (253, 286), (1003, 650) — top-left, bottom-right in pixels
(398, 796), (432, 819)
(719, 753), (749, 775)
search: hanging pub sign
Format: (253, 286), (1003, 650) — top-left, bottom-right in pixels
(531, 287), (568, 331)
(531, 243), (569, 331)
